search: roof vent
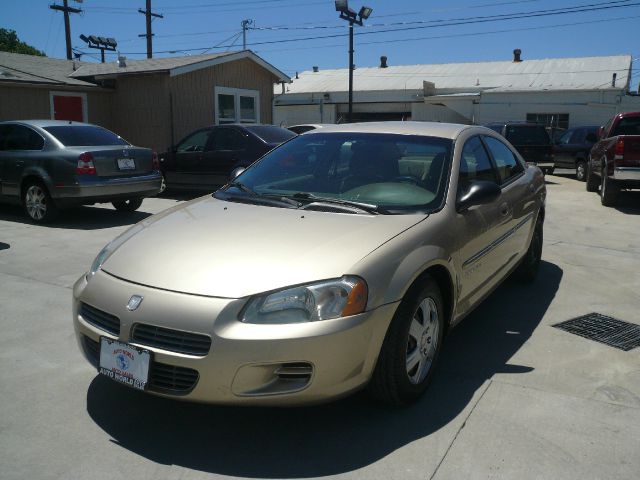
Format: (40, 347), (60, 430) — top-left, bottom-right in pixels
(117, 55), (127, 68)
(612, 73), (617, 87)
(380, 56), (388, 68)
(513, 49), (522, 62)
(312, 66), (319, 73)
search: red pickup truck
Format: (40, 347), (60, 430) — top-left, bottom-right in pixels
(586, 111), (640, 206)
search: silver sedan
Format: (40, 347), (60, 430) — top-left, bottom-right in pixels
(73, 122), (545, 406)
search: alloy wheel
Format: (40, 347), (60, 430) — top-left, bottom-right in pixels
(25, 185), (47, 221)
(406, 297), (440, 384)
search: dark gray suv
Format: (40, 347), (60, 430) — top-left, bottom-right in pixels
(0, 120), (161, 223)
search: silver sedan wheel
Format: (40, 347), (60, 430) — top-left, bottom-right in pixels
(406, 297), (440, 385)
(25, 185), (47, 221)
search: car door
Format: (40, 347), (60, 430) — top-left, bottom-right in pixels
(198, 127), (249, 186)
(0, 124), (45, 198)
(482, 135), (534, 269)
(165, 129), (212, 187)
(455, 135), (511, 308)
(553, 129), (577, 168)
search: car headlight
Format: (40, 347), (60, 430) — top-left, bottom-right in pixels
(86, 224), (144, 280)
(241, 276), (368, 324)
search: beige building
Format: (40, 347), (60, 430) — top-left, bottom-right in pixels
(0, 50), (289, 152)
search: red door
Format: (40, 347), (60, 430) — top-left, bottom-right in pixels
(53, 95), (83, 121)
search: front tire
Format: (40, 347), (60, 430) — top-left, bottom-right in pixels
(575, 160), (586, 182)
(22, 181), (58, 223)
(112, 198), (143, 212)
(369, 277), (445, 406)
(585, 158), (599, 192)
(514, 215), (543, 283)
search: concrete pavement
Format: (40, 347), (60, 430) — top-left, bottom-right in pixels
(1, 175), (639, 480)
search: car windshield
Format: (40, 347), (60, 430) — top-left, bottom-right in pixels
(505, 125), (550, 145)
(43, 126), (129, 146)
(246, 125), (297, 144)
(230, 132), (453, 212)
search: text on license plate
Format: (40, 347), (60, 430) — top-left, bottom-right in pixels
(99, 337), (150, 390)
(117, 158), (136, 170)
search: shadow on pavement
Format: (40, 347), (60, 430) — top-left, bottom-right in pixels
(0, 204), (152, 230)
(614, 191), (640, 215)
(86, 261), (562, 478)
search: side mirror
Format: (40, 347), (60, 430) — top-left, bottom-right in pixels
(229, 167), (245, 180)
(585, 133), (597, 143)
(456, 181), (502, 212)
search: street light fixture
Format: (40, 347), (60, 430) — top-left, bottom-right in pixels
(335, 0), (372, 123)
(79, 34), (118, 63)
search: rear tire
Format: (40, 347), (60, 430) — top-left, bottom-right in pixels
(585, 158), (599, 192)
(514, 215), (543, 283)
(22, 181), (58, 224)
(575, 160), (586, 182)
(112, 198), (143, 212)
(600, 168), (619, 207)
(369, 277), (445, 406)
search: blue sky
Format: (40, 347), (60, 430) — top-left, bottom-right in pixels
(3, 0), (639, 89)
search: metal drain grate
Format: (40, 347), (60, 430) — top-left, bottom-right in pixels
(553, 313), (640, 351)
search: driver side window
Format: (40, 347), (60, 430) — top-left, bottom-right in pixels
(177, 130), (210, 153)
(459, 136), (497, 194)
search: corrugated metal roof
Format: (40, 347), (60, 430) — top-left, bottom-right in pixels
(280, 55), (632, 95)
(0, 51), (96, 87)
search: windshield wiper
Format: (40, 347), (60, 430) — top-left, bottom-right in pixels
(289, 192), (385, 214)
(216, 182), (301, 208)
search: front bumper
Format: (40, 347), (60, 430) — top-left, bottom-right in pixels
(72, 271), (397, 405)
(53, 173), (161, 206)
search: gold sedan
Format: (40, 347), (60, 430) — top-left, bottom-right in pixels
(73, 122), (545, 406)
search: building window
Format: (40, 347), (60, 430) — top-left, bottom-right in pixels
(526, 113), (569, 130)
(214, 87), (260, 125)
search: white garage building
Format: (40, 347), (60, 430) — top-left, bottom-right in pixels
(274, 52), (639, 129)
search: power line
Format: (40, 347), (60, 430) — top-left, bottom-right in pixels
(116, 1), (640, 55)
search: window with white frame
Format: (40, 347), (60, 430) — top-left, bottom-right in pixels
(215, 87), (260, 125)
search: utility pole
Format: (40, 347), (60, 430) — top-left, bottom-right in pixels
(138, 0), (163, 59)
(49, 0), (82, 60)
(241, 19), (254, 50)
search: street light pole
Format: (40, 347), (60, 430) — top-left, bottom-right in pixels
(335, 1), (372, 123)
(348, 22), (354, 123)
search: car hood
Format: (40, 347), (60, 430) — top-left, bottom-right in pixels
(102, 196), (425, 298)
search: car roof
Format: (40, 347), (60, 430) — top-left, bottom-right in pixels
(486, 121), (544, 127)
(0, 119), (95, 128)
(304, 121), (474, 140)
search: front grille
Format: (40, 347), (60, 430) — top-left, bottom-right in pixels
(131, 323), (211, 356)
(553, 313), (640, 351)
(148, 363), (199, 394)
(82, 335), (199, 394)
(82, 335), (100, 367)
(79, 303), (120, 336)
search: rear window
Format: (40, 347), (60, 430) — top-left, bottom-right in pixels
(246, 125), (296, 144)
(43, 126), (129, 146)
(505, 126), (550, 145)
(612, 117), (640, 136)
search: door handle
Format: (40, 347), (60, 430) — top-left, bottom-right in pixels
(499, 202), (510, 216)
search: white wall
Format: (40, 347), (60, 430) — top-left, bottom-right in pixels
(273, 103), (336, 127)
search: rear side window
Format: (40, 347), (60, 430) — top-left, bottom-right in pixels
(44, 126), (128, 146)
(212, 128), (247, 151)
(483, 136), (524, 184)
(459, 136), (497, 194)
(246, 125), (296, 144)
(0, 125), (44, 151)
(505, 126), (550, 145)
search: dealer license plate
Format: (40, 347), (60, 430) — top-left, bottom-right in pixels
(117, 158), (136, 170)
(99, 337), (150, 391)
